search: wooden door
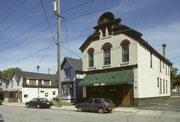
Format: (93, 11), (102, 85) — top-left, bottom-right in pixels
(122, 86), (131, 107)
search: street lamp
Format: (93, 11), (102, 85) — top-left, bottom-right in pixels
(36, 65), (40, 98)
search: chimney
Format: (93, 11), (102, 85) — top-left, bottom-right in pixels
(162, 43), (166, 58)
(48, 68), (51, 74)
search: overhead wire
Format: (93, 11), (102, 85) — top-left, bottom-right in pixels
(40, 0), (56, 42)
(0, 0), (26, 25)
(65, 0), (134, 21)
(0, 23), (56, 54)
(0, 15), (55, 46)
(1, 45), (55, 69)
(64, 20), (71, 57)
(0, 1), (41, 35)
(61, 0), (95, 13)
(0, 0), (134, 68)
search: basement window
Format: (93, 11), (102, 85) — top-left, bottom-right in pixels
(24, 94), (28, 98)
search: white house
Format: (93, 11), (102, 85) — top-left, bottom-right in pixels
(79, 12), (172, 107)
(61, 57), (83, 102)
(3, 71), (58, 103)
(0, 77), (9, 101)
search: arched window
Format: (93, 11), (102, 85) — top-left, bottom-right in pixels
(101, 42), (112, 65)
(120, 39), (130, 62)
(87, 48), (94, 67)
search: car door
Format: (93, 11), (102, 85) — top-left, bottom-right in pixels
(84, 98), (94, 111)
(92, 99), (101, 111)
(30, 98), (37, 106)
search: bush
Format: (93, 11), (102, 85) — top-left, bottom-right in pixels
(0, 100), (2, 105)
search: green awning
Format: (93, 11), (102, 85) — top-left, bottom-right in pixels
(79, 70), (134, 86)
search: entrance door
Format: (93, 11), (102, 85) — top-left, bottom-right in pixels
(122, 86), (131, 107)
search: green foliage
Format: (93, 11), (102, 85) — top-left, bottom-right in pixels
(171, 67), (180, 88)
(0, 71), (3, 77)
(2, 67), (21, 78)
(53, 102), (74, 107)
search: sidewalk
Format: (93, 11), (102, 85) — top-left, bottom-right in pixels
(1, 102), (24, 107)
(52, 106), (140, 113)
(2, 102), (140, 113)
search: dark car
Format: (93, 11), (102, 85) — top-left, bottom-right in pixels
(0, 114), (5, 122)
(75, 98), (115, 113)
(25, 98), (53, 108)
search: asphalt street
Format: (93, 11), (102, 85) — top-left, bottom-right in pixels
(0, 97), (180, 122)
(0, 105), (180, 122)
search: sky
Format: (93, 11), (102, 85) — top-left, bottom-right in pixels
(0, 0), (180, 74)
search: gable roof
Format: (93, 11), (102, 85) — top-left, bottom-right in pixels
(61, 57), (82, 71)
(79, 12), (172, 66)
(14, 71), (57, 86)
(0, 76), (9, 83)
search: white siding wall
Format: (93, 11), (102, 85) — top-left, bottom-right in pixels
(82, 34), (138, 71)
(22, 88), (58, 103)
(137, 43), (170, 98)
(7, 74), (23, 90)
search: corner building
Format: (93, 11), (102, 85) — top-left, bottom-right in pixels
(79, 12), (172, 107)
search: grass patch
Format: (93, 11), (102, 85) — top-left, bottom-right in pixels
(53, 102), (74, 107)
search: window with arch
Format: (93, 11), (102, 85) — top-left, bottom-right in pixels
(120, 39), (130, 62)
(101, 42), (112, 65)
(87, 48), (94, 67)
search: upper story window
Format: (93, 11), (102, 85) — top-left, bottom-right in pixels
(160, 60), (162, 72)
(87, 48), (94, 67)
(17, 77), (21, 86)
(44, 80), (50, 86)
(150, 52), (153, 68)
(29, 79), (36, 86)
(101, 42), (112, 65)
(120, 39), (130, 62)
(64, 68), (72, 79)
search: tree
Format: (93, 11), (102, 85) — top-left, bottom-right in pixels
(0, 71), (3, 77)
(171, 67), (179, 88)
(2, 67), (22, 78)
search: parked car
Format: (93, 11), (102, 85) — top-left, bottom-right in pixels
(75, 98), (115, 113)
(0, 114), (5, 122)
(25, 98), (53, 108)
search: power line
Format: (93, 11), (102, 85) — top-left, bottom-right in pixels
(0, 23), (56, 54)
(0, 15), (55, 46)
(64, 20), (71, 57)
(0, 1), (40, 35)
(62, 45), (81, 58)
(65, 0), (134, 21)
(40, 0), (56, 42)
(1, 45), (55, 69)
(0, 0), (26, 25)
(37, 40), (55, 66)
(61, 0), (95, 13)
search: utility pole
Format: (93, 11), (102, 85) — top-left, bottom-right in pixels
(36, 65), (40, 99)
(54, 0), (62, 106)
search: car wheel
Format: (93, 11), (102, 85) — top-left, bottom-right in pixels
(77, 106), (83, 112)
(26, 104), (30, 108)
(107, 110), (112, 113)
(37, 105), (41, 109)
(98, 108), (104, 113)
